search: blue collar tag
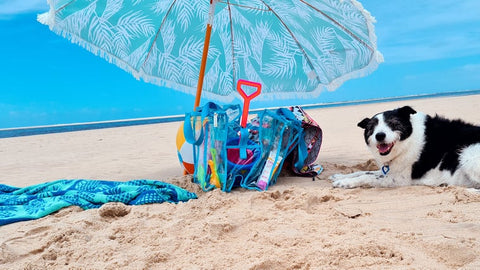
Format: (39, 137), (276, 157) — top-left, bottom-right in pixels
(381, 165), (390, 175)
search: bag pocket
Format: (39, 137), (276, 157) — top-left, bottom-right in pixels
(184, 102), (242, 192)
(241, 109), (299, 191)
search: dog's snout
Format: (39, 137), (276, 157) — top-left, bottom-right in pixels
(375, 132), (386, 142)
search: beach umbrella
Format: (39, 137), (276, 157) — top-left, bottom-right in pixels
(38, 0), (383, 108)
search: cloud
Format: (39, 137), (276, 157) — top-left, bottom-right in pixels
(372, 0), (480, 63)
(460, 63), (480, 73)
(402, 62), (480, 93)
(374, 0), (480, 34)
(381, 31), (480, 63)
(0, 0), (48, 16)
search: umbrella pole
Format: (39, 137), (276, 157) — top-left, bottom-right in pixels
(194, 24), (212, 110)
(194, 0), (216, 110)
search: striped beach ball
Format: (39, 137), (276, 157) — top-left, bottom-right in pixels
(176, 124), (194, 174)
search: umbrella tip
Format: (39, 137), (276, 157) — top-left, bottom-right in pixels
(37, 12), (53, 26)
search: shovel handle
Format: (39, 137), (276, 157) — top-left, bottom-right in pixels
(237, 79), (262, 127)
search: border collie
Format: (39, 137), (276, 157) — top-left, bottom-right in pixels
(330, 106), (480, 188)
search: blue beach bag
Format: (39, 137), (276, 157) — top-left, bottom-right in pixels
(240, 108), (304, 191)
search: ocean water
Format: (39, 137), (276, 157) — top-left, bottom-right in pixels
(2, 89), (479, 139)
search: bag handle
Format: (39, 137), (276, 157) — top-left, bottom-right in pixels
(183, 113), (204, 146)
(238, 127), (249, 160)
(183, 102), (217, 145)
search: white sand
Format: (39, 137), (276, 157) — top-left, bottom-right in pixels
(1, 94), (480, 269)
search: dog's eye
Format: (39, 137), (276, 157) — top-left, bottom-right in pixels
(367, 121), (377, 129)
(363, 119), (379, 140)
(386, 118), (403, 131)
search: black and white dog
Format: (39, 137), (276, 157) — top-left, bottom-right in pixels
(330, 106), (480, 188)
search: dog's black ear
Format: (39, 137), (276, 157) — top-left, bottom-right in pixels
(357, 118), (370, 129)
(398, 106), (416, 116)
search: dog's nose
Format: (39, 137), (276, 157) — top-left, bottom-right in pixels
(375, 132), (386, 142)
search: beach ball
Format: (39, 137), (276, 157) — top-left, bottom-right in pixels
(176, 124), (194, 174)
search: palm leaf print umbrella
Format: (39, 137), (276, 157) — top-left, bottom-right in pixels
(38, 0), (383, 108)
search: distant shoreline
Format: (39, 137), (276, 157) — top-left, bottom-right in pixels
(1, 89), (479, 138)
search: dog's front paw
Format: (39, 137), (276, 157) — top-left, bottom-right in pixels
(330, 174), (361, 188)
(329, 173), (348, 181)
(332, 178), (362, 189)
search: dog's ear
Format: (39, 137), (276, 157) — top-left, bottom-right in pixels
(357, 118), (370, 129)
(398, 106), (416, 116)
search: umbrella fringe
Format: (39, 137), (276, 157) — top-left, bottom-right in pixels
(36, 0), (384, 104)
(323, 50), (384, 93)
(38, 16), (238, 104)
(321, 0), (384, 93)
(37, 19), (383, 102)
(243, 49), (383, 101)
(37, 11), (240, 104)
(350, 0), (379, 47)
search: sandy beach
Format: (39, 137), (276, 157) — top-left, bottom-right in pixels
(1, 94), (480, 269)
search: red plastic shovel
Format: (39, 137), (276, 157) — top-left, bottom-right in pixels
(237, 79), (262, 128)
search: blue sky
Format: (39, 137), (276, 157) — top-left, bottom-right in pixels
(1, 0), (479, 129)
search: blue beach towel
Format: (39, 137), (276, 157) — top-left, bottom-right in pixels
(0, 179), (197, 226)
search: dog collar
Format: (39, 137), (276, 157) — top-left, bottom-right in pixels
(381, 165), (390, 175)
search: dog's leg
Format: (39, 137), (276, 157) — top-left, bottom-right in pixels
(329, 171), (375, 181)
(330, 170), (398, 188)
